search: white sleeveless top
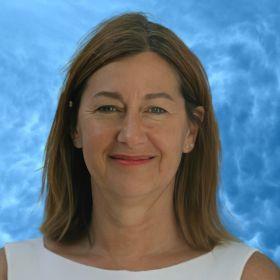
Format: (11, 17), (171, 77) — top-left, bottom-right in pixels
(4, 237), (258, 280)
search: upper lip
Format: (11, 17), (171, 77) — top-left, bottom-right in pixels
(110, 154), (155, 160)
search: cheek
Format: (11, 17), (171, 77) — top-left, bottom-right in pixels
(81, 119), (115, 145)
(80, 123), (113, 173)
(160, 125), (185, 163)
(155, 123), (185, 152)
(150, 125), (185, 164)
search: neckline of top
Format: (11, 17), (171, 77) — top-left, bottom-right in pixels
(39, 236), (220, 273)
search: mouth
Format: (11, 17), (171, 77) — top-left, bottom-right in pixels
(109, 156), (155, 166)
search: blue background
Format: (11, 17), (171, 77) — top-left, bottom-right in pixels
(0, 0), (279, 266)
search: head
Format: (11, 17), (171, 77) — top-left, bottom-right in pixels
(71, 51), (204, 200)
(39, 11), (239, 250)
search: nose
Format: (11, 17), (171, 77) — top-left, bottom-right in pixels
(116, 111), (148, 147)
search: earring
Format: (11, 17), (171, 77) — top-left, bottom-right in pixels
(188, 143), (194, 148)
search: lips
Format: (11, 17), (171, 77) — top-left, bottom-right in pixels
(110, 154), (155, 160)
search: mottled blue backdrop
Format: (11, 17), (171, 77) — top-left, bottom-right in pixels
(0, 0), (279, 265)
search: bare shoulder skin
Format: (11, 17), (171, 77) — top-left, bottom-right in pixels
(241, 251), (280, 280)
(0, 248), (7, 280)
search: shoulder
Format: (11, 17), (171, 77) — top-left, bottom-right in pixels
(0, 248), (7, 280)
(241, 251), (280, 280)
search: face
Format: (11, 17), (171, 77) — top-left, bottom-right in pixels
(72, 51), (198, 198)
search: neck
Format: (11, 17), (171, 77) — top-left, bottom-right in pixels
(84, 181), (188, 261)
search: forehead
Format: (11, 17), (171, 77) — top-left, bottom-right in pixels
(85, 52), (181, 96)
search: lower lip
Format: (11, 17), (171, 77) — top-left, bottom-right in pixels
(110, 157), (154, 166)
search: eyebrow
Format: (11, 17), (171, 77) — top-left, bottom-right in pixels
(91, 91), (175, 102)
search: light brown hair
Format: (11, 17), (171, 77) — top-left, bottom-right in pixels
(39, 11), (240, 251)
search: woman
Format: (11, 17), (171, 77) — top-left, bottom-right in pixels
(1, 11), (279, 280)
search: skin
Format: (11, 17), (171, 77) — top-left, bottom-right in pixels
(58, 51), (205, 268)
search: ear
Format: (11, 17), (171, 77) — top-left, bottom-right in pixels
(71, 126), (83, 149)
(183, 106), (205, 153)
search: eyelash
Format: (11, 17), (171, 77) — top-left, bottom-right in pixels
(96, 105), (167, 114)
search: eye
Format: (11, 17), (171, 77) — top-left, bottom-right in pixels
(96, 105), (167, 114)
(147, 106), (167, 114)
(96, 105), (119, 113)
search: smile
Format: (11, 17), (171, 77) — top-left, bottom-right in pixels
(109, 157), (155, 166)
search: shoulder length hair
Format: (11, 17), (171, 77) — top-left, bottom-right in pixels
(39, 11), (240, 251)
